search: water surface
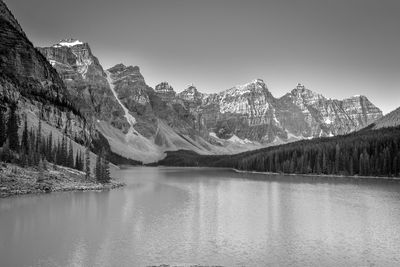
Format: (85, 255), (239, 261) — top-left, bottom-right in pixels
(1, 167), (400, 266)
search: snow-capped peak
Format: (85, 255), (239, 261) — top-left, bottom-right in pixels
(53, 38), (83, 48)
(252, 78), (265, 84)
(234, 78), (265, 91)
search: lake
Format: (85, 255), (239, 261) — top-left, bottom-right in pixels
(1, 167), (400, 266)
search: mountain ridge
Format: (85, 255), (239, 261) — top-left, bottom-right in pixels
(37, 38), (383, 163)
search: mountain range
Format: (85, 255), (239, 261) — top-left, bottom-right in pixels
(0, 0), (389, 164)
(37, 38), (383, 163)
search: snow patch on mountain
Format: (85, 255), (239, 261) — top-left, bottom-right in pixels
(228, 135), (253, 144)
(53, 39), (83, 47)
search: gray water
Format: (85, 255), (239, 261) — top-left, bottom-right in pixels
(1, 167), (400, 267)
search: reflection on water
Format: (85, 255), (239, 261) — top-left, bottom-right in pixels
(1, 167), (400, 266)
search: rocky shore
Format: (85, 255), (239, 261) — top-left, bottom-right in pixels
(0, 163), (124, 198)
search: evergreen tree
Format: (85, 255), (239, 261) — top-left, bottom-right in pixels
(7, 104), (19, 152)
(335, 143), (340, 174)
(102, 149), (111, 183)
(47, 132), (53, 162)
(75, 151), (80, 170)
(61, 134), (68, 166)
(21, 115), (29, 154)
(67, 140), (74, 168)
(85, 146), (91, 179)
(0, 108), (6, 147)
(79, 151), (84, 171)
(36, 117), (42, 153)
(95, 151), (102, 182)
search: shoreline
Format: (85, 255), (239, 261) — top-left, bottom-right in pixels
(232, 168), (400, 181)
(145, 165), (400, 181)
(0, 163), (125, 198)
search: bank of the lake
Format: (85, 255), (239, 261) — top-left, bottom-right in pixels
(232, 168), (400, 181)
(0, 163), (124, 198)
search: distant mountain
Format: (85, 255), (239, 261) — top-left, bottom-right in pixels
(177, 81), (383, 144)
(37, 41), (383, 164)
(372, 107), (400, 129)
(37, 39), (128, 132)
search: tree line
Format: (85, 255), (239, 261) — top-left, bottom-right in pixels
(157, 126), (400, 178)
(230, 127), (400, 177)
(0, 103), (111, 183)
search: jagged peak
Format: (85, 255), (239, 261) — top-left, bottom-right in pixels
(0, 0), (27, 39)
(178, 84), (204, 101)
(53, 38), (84, 48)
(345, 94), (367, 100)
(107, 64), (144, 82)
(222, 78), (269, 97)
(186, 83), (196, 89)
(290, 83), (324, 98)
(155, 82), (174, 92)
(182, 83), (199, 93)
(109, 63), (140, 73)
(252, 78), (265, 84)
(127, 65), (140, 72)
(110, 63), (126, 69)
(238, 78), (266, 88)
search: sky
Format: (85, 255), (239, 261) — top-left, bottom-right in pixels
(6, 0), (400, 114)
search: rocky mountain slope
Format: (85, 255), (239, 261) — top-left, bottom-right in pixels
(38, 38), (265, 163)
(0, 1), (87, 144)
(38, 36), (383, 163)
(177, 82), (382, 145)
(35, 35), (382, 163)
(372, 106), (400, 129)
(0, 0), (136, 170)
(37, 39), (128, 132)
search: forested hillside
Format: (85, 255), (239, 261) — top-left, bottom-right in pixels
(156, 126), (400, 178)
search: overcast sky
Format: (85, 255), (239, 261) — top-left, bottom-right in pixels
(6, 0), (400, 114)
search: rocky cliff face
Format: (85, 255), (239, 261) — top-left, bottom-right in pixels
(155, 82), (176, 101)
(38, 40), (129, 132)
(173, 82), (383, 145)
(0, 1), (88, 143)
(279, 84), (383, 137)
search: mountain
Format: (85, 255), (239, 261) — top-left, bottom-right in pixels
(278, 84), (382, 137)
(37, 43), (382, 164)
(0, 1), (87, 143)
(155, 82), (176, 101)
(101, 64), (261, 163)
(37, 39), (128, 132)
(176, 82), (382, 145)
(371, 107), (400, 129)
(3, 0), (385, 167)
(38, 40), (265, 163)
